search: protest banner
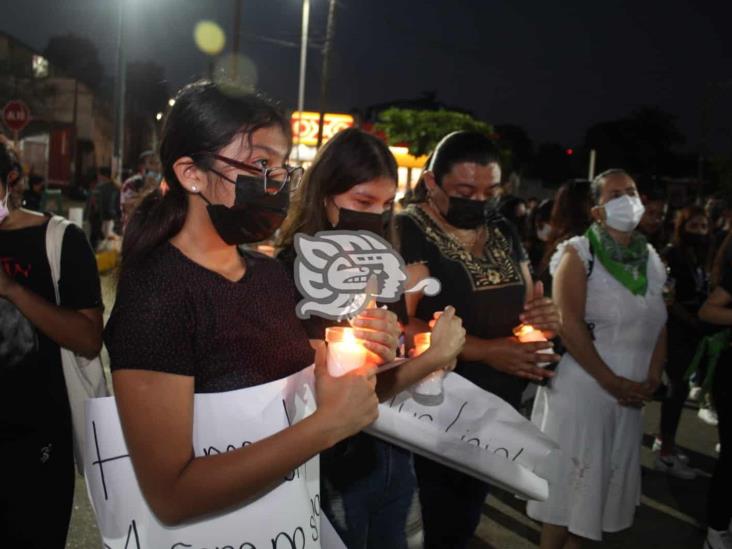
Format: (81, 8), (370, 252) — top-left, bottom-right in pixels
(367, 372), (560, 501)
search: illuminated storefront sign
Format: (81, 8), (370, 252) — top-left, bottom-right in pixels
(291, 111), (354, 146)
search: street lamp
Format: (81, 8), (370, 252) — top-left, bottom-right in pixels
(295, 0), (310, 163)
(168, 98), (176, 107)
(113, 0), (127, 180)
(155, 112), (163, 121)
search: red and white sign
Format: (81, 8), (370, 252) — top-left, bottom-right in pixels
(3, 100), (31, 133)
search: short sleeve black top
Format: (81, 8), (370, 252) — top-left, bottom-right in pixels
(396, 205), (529, 407)
(104, 243), (314, 392)
(0, 219), (102, 434)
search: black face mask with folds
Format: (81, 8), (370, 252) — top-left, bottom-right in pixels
(445, 196), (488, 229)
(202, 174), (289, 245)
(333, 206), (392, 238)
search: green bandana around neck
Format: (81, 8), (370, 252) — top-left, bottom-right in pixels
(586, 223), (649, 296)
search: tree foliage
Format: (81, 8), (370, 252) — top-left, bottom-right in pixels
(375, 108), (493, 157)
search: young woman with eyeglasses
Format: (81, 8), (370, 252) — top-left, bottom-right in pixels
(104, 81), (394, 526)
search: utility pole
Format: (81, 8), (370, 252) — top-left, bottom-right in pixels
(316, 0), (338, 149)
(295, 0), (310, 162)
(113, 0), (127, 181)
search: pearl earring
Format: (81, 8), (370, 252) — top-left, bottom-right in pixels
(191, 186), (198, 193)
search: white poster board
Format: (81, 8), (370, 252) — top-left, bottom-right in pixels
(367, 372), (560, 501)
(84, 366), (342, 549)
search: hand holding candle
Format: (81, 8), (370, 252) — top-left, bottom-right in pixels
(513, 323), (555, 367)
(520, 281), (561, 338)
(350, 307), (400, 366)
(325, 327), (369, 377)
(411, 332), (445, 396)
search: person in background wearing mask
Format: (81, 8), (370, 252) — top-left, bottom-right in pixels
(119, 150), (162, 228)
(396, 131), (561, 548)
(527, 198), (554, 276)
(651, 206), (711, 480)
(528, 169), (667, 548)
(537, 179), (594, 287)
(22, 175), (44, 212)
(0, 137), (103, 547)
(637, 187), (669, 251)
(104, 81), (396, 533)
(277, 128), (466, 548)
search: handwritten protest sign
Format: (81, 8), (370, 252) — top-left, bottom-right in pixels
(84, 366), (344, 549)
(367, 372), (560, 501)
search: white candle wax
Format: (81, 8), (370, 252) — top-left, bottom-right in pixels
(513, 324), (553, 367)
(412, 332), (445, 397)
(326, 328), (368, 377)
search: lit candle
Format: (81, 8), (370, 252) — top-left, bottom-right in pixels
(325, 327), (368, 377)
(412, 332), (445, 397)
(513, 323), (553, 367)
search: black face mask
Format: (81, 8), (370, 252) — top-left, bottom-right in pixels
(333, 206), (392, 238)
(201, 174), (289, 245)
(444, 196), (488, 229)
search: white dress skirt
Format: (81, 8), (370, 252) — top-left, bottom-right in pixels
(526, 236), (667, 541)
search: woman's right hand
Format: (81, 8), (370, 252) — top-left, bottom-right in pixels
(313, 345), (379, 445)
(483, 337), (558, 382)
(425, 306), (466, 368)
(602, 374), (650, 407)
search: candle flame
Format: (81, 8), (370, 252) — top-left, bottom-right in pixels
(515, 324), (536, 337)
(342, 328), (357, 343)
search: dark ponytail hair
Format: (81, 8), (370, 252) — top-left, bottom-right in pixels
(120, 80), (290, 275)
(408, 131), (499, 204)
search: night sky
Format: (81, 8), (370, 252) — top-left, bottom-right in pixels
(2, 0), (731, 152)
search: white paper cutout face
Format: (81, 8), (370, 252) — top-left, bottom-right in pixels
(294, 230), (439, 321)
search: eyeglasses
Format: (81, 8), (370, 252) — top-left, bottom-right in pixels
(202, 153), (304, 194)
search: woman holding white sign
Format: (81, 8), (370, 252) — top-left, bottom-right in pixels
(104, 81), (392, 532)
(278, 128), (466, 548)
(527, 169), (667, 547)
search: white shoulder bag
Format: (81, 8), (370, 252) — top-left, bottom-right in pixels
(46, 215), (109, 474)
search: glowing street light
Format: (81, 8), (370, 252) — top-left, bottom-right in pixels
(155, 112), (163, 121)
(168, 98), (176, 107)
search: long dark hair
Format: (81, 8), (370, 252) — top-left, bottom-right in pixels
(671, 205), (712, 271)
(539, 179), (593, 275)
(277, 128), (397, 247)
(408, 131), (500, 203)
(120, 80), (289, 275)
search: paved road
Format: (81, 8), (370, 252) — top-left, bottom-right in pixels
(65, 276), (719, 549)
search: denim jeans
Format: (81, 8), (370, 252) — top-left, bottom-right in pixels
(320, 433), (421, 549)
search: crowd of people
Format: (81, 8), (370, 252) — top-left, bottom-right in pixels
(0, 80), (729, 549)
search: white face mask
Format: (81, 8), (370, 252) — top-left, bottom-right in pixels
(536, 223), (552, 242)
(0, 190), (9, 225)
(602, 194), (645, 232)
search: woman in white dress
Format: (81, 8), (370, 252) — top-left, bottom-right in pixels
(527, 169), (668, 548)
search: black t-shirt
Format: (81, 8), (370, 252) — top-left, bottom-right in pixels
(105, 243), (314, 392)
(0, 219), (102, 434)
(396, 205), (529, 407)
